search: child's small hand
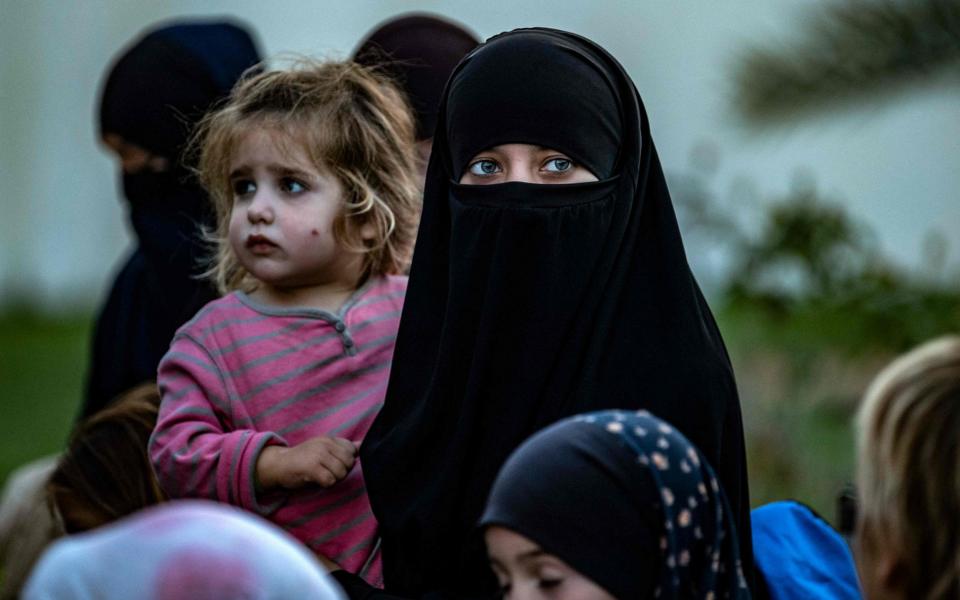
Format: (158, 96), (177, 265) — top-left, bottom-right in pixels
(256, 436), (357, 490)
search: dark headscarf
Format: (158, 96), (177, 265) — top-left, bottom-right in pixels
(482, 410), (751, 599)
(83, 20), (261, 419)
(360, 28), (753, 597)
(353, 14), (479, 140)
(99, 20), (261, 159)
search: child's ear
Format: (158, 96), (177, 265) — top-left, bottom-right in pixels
(859, 536), (907, 600)
(874, 551), (907, 598)
(855, 517), (907, 599)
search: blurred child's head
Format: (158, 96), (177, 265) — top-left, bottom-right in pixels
(855, 335), (960, 600)
(24, 501), (345, 600)
(481, 410), (749, 600)
(195, 59), (419, 294)
(47, 383), (167, 534)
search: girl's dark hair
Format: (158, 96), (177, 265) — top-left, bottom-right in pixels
(47, 383), (167, 533)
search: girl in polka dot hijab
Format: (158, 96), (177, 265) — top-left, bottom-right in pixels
(481, 410), (750, 599)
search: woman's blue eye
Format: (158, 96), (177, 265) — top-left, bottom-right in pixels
(469, 159), (501, 176)
(543, 158), (573, 173)
(232, 179), (255, 196)
(281, 178), (306, 193)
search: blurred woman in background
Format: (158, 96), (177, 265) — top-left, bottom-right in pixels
(353, 13), (479, 185)
(84, 19), (262, 419)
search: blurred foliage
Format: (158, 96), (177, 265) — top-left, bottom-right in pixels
(722, 0), (960, 518)
(733, 0), (960, 124)
(721, 181), (959, 356)
(672, 154), (958, 520)
(674, 158), (960, 357)
(722, 180), (960, 354)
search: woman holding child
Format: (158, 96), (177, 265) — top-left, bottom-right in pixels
(358, 27), (754, 598)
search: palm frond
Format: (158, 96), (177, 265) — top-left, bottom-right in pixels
(733, 0), (960, 124)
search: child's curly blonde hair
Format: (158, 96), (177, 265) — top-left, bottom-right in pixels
(855, 335), (960, 599)
(193, 58), (420, 293)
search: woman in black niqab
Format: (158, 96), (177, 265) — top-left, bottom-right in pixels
(83, 21), (261, 420)
(360, 28), (754, 598)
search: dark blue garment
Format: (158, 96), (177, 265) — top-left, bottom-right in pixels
(752, 501), (862, 600)
(83, 20), (261, 420)
(98, 19), (263, 159)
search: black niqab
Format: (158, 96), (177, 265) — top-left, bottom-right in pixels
(361, 28), (753, 597)
(83, 21), (261, 419)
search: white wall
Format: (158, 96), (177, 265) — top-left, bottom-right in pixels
(2, 0), (957, 312)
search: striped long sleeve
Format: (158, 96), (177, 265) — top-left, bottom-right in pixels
(149, 275), (406, 584)
(151, 332), (284, 513)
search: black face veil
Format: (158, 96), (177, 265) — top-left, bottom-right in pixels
(361, 28), (753, 597)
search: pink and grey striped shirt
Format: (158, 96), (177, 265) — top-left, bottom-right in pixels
(149, 275), (406, 586)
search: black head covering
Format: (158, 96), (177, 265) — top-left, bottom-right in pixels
(83, 21), (261, 419)
(482, 410), (751, 599)
(99, 20), (261, 159)
(353, 14), (480, 140)
(361, 28), (753, 597)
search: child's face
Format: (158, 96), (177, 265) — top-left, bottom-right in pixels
(485, 526), (616, 600)
(227, 129), (360, 295)
(459, 144), (598, 185)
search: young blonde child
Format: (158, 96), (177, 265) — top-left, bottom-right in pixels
(854, 335), (960, 600)
(148, 60), (419, 586)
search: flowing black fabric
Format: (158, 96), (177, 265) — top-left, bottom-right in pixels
(481, 410), (750, 600)
(83, 21), (261, 419)
(353, 14), (480, 140)
(361, 28), (753, 598)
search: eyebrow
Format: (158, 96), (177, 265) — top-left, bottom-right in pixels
(228, 164), (314, 180)
(489, 547), (548, 571)
(516, 549), (549, 562)
(228, 165), (251, 179)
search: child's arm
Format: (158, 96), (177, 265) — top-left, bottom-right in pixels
(149, 333), (284, 515)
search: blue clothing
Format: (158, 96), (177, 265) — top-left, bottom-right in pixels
(752, 500), (861, 600)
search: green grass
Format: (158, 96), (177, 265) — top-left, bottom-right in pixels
(0, 310), (92, 488)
